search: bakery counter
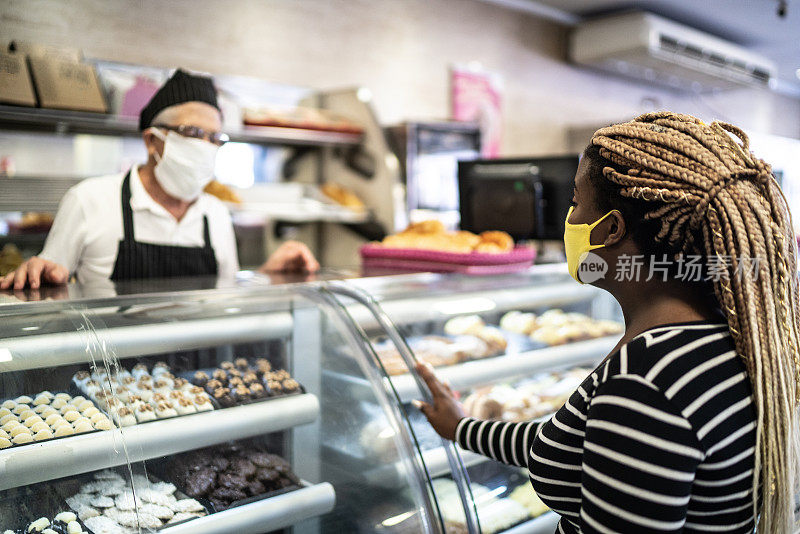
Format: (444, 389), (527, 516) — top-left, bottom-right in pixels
(0, 394), (319, 491)
(160, 481), (336, 534)
(0, 267), (622, 533)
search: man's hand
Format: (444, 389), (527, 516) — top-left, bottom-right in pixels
(0, 257), (69, 290)
(413, 362), (466, 441)
(260, 241), (320, 273)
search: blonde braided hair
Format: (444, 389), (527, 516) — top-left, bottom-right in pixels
(590, 112), (800, 533)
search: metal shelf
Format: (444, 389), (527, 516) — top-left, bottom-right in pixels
(0, 311), (293, 372)
(230, 202), (369, 225)
(0, 104), (362, 147)
(387, 336), (617, 402)
(326, 336), (617, 404)
(0, 393), (319, 491)
(161, 481), (336, 534)
(0, 176), (85, 212)
(346, 281), (600, 330)
(504, 512), (560, 534)
(361, 446), (488, 489)
(228, 126), (362, 147)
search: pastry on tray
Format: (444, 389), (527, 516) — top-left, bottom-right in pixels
(203, 180), (241, 204)
(498, 309), (624, 346)
(0, 391), (110, 449)
(462, 367), (591, 423)
(164, 444), (300, 511)
(190, 358), (302, 406)
(443, 315), (509, 355)
(321, 182), (365, 212)
(64, 469), (206, 531)
(6, 511), (90, 534)
(73, 362), (214, 427)
(378, 221), (515, 255)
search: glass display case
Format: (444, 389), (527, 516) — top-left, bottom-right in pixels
(0, 265), (621, 534)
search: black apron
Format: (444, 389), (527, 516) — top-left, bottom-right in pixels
(110, 170), (218, 281)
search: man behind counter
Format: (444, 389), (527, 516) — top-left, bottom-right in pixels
(1, 69), (319, 290)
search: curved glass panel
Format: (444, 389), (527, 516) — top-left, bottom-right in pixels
(347, 266), (623, 533)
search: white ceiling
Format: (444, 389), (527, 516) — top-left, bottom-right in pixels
(504, 0), (800, 95)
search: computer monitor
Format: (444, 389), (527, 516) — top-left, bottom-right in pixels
(458, 156), (579, 241)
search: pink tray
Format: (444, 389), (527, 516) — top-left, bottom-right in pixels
(360, 244), (536, 274)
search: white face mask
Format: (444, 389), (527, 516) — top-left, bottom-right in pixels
(150, 128), (218, 201)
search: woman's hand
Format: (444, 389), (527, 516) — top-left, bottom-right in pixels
(413, 362), (466, 441)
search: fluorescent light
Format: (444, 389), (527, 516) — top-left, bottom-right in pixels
(0, 349), (12, 363)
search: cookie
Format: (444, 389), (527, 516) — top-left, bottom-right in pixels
(168, 512), (204, 524)
(90, 495), (115, 508)
(171, 498), (206, 513)
(114, 492), (141, 512)
(139, 503), (174, 521)
(83, 516), (124, 534)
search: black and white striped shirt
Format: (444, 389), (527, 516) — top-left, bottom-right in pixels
(455, 322), (758, 533)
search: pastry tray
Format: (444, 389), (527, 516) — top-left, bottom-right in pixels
(1, 391), (102, 449)
(145, 450), (303, 514)
(176, 367), (306, 407)
(69, 380), (222, 426)
(0, 480), (91, 533)
(57, 468), (212, 532)
(70, 370), (304, 427)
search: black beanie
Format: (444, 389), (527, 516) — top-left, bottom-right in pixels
(138, 69), (220, 130)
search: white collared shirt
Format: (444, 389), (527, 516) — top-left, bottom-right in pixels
(39, 166), (239, 283)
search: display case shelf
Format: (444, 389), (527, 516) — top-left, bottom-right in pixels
(0, 311), (293, 372)
(160, 481), (336, 534)
(361, 446), (488, 489)
(504, 512), (561, 534)
(348, 281), (599, 329)
(0, 394), (319, 491)
(325, 336), (618, 404)
(0, 104), (362, 147)
(387, 336), (618, 402)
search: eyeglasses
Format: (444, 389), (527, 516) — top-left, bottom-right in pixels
(153, 124), (230, 146)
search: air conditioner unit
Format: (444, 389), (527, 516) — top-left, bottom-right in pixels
(569, 12), (776, 91)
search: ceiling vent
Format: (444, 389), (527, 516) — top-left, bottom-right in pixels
(569, 12), (776, 91)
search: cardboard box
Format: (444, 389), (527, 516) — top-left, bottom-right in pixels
(28, 57), (108, 113)
(0, 52), (37, 106)
(8, 41), (82, 62)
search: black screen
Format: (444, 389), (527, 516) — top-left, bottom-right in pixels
(458, 156), (579, 240)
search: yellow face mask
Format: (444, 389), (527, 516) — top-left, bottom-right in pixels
(563, 206), (619, 284)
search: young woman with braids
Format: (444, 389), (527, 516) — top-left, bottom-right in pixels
(414, 112), (800, 533)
